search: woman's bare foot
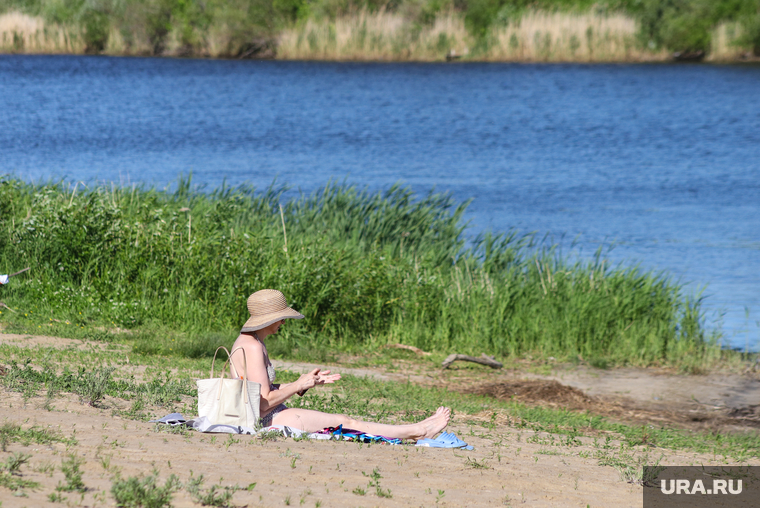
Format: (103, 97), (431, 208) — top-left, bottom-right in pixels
(418, 406), (451, 440)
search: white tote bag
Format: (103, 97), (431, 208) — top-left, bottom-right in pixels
(197, 346), (261, 428)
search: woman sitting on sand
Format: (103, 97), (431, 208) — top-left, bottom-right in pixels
(230, 289), (450, 439)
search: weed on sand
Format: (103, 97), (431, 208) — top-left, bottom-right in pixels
(187, 473), (240, 507)
(0, 422), (76, 450)
(110, 471), (181, 508)
(0, 450), (39, 495)
(1, 357), (196, 418)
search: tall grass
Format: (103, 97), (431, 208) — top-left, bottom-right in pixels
(277, 10), (472, 61)
(1, 8), (754, 61)
(483, 11), (666, 62)
(278, 10), (754, 62)
(0, 175), (719, 367)
(708, 22), (751, 61)
(277, 10), (671, 62)
(0, 8), (272, 57)
(2, 0), (760, 60)
(0, 12), (83, 53)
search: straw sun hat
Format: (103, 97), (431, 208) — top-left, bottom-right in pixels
(240, 289), (304, 333)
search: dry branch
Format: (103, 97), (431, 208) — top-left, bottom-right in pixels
(442, 353), (503, 369)
(9, 267), (30, 278)
(383, 344), (431, 356)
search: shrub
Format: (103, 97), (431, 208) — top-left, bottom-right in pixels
(79, 5), (110, 52)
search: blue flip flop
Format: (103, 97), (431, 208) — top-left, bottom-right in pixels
(439, 432), (473, 450)
(439, 432), (474, 450)
(438, 432), (463, 446)
(416, 432), (473, 450)
(416, 437), (451, 448)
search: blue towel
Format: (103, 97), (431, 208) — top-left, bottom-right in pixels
(325, 425), (403, 445)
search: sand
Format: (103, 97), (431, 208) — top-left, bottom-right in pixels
(1, 333), (759, 507)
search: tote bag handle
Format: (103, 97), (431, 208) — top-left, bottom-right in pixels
(209, 346), (231, 378)
(220, 347), (251, 405)
(208, 346), (250, 405)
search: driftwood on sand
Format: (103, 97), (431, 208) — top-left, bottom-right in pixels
(442, 353), (503, 369)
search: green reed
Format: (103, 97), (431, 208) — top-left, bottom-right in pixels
(0, 175), (720, 367)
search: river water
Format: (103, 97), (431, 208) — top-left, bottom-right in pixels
(1, 55), (758, 350)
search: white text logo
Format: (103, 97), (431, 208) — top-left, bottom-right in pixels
(660, 479), (742, 495)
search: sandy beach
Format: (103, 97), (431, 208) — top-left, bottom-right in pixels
(2, 333), (758, 507)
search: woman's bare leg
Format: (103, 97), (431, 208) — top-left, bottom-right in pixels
(271, 407), (450, 440)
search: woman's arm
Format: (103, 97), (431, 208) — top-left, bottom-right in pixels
(261, 368), (341, 410)
(277, 369), (341, 401)
(232, 340), (340, 412)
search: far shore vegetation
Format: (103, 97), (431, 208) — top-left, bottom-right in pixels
(0, 175), (746, 373)
(0, 0), (759, 61)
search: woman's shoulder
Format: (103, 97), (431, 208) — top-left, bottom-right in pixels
(228, 335), (266, 378)
(231, 334), (264, 354)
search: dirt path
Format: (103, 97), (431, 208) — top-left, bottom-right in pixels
(3, 331), (759, 431)
(271, 356), (760, 432)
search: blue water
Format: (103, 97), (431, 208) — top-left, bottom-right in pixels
(1, 55), (758, 350)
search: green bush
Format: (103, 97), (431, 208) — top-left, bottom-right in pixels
(637, 0), (711, 51)
(41, 0), (86, 24)
(636, 0), (759, 52)
(661, 9), (712, 51)
(79, 2), (111, 52)
(739, 11), (760, 55)
(144, 0), (174, 53)
(464, 0), (504, 35)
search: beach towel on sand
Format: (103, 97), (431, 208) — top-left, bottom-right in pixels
(315, 425), (402, 445)
(151, 413), (472, 449)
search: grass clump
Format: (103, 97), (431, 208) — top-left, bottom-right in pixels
(2, 452), (31, 476)
(0, 422), (76, 451)
(1, 359), (195, 413)
(0, 176), (720, 369)
(187, 474), (239, 507)
(0, 451), (39, 493)
(110, 471), (181, 508)
(56, 453), (86, 493)
(363, 468), (391, 498)
(74, 366), (115, 407)
(597, 450), (665, 485)
(0, 471), (39, 492)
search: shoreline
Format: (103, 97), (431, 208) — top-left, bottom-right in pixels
(2, 10), (756, 65)
(2, 50), (759, 64)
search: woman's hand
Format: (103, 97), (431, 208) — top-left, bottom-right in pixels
(297, 368), (341, 393)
